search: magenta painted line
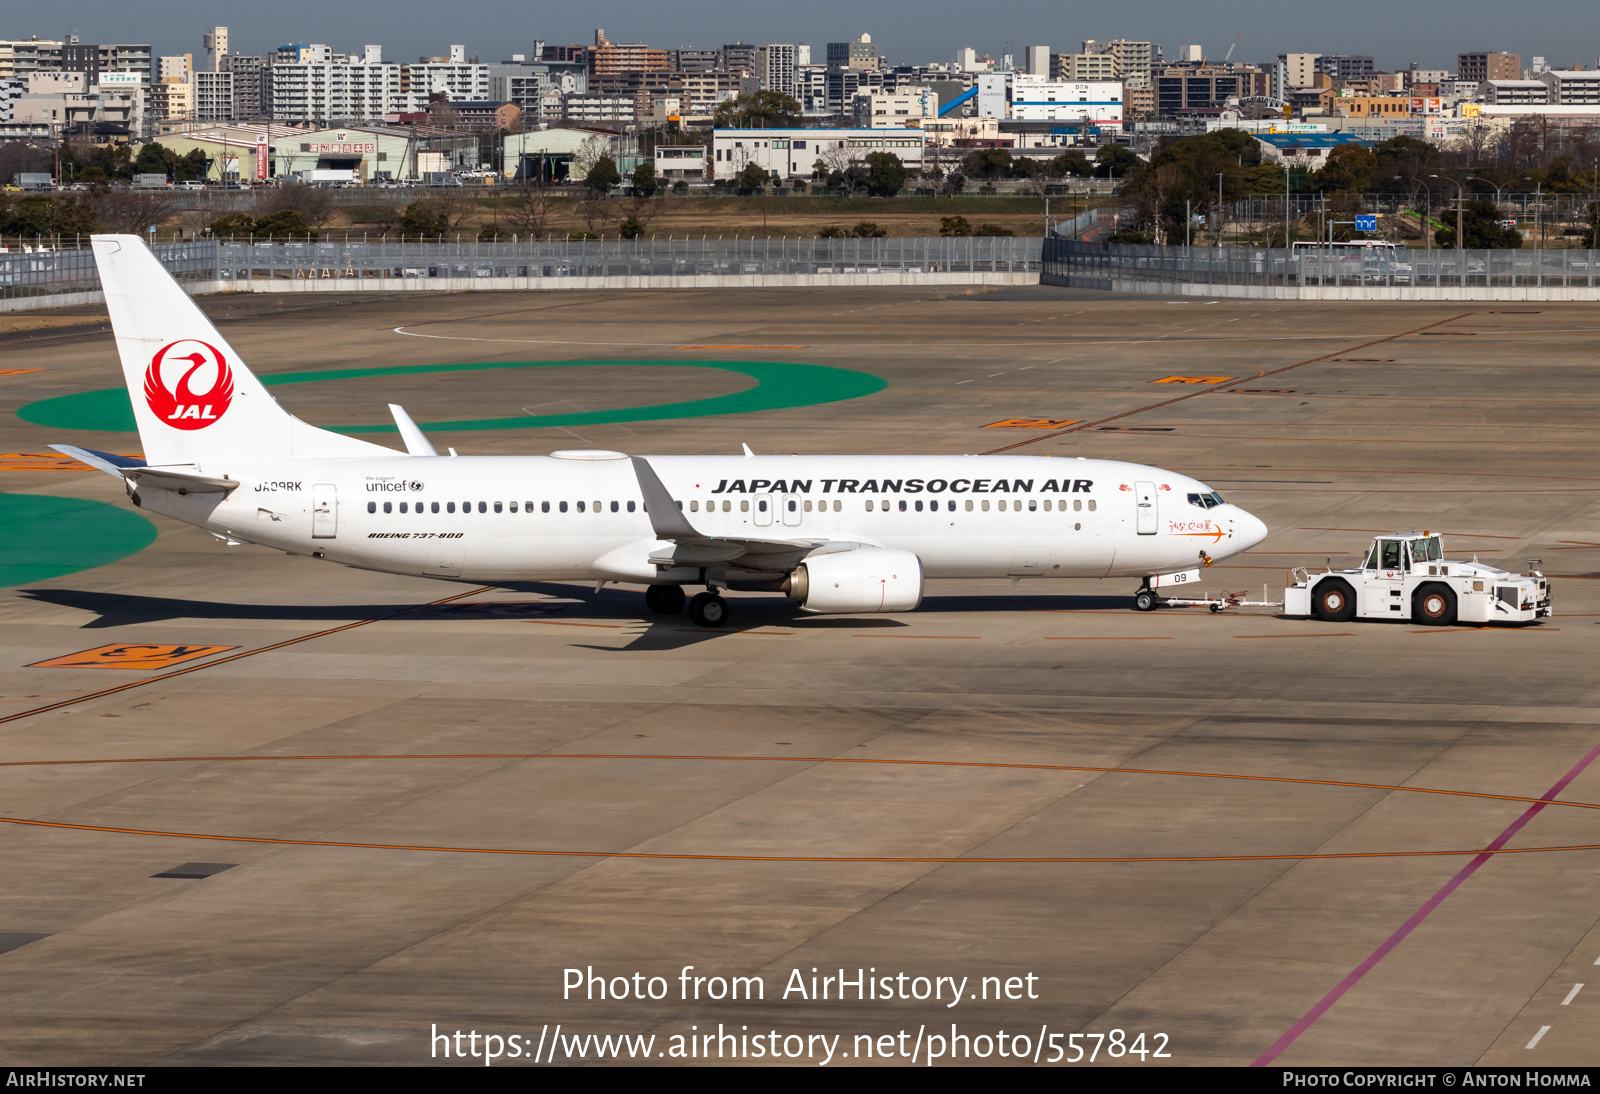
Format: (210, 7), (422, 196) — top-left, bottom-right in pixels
(1253, 738), (1600, 1066)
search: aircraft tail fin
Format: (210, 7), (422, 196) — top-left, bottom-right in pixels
(89, 235), (387, 469)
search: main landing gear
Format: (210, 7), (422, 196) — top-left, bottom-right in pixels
(644, 584), (730, 628)
(644, 584), (687, 615)
(688, 591), (729, 628)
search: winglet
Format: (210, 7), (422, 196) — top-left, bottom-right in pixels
(49, 444), (147, 479)
(630, 457), (703, 540)
(742, 443), (755, 457)
(388, 404), (439, 456)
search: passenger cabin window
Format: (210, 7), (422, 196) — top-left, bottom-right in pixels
(367, 501), (376, 513)
(493, 501), (502, 513)
(447, 502), (456, 513)
(479, 502), (487, 514)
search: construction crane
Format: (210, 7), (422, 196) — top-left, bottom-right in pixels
(1223, 33), (1241, 63)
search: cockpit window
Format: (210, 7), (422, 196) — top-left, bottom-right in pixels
(1187, 491), (1226, 509)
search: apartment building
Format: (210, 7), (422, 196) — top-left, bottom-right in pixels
(827, 34), (880, 71)
(270, 59), (405, 124)
(222, 54), (269, 119)
(192, 69), (233, 121)
(1316, 54), (1374, 80)
(1277, 53), (1321, 89)
(757, 44), (799, 98)
(589, 30), (667, 78)
(1481, 80), (1549, 104)
(403, 60), (491, 106)
(1458, 52), (1519, 82)
(1540, 69), (1600, 104)
(1052, 53), (1121, 81)
(1082, 40), (1152, 83)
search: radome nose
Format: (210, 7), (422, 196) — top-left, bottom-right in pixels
(1237, 510), (1269, 550)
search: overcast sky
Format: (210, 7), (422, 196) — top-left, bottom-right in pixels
(22, 0), (1600, 72)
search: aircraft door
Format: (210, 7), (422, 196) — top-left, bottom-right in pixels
(782, 493), (802, 527)
(312, 483), (338, 539)
(1135, 480), (1157, 535)
(753, 493), (775, 527)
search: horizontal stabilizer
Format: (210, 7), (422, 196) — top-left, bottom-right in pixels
(125, 467), (239, 495)
(49, 444), (147, 479)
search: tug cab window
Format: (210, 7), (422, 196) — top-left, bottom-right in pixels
(1376, 539), (1405, 571)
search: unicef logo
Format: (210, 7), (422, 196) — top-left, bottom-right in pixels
(408, 481), (425, 492)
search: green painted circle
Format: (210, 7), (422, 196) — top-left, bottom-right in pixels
(17, 360), (888, 435)
(0, 493), (157, 588)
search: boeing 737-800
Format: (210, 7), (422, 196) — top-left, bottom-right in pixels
(52, 235), (1268, 626)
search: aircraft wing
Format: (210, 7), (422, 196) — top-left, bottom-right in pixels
(630, 456), (869, 570)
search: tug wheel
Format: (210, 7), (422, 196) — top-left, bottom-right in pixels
(1312, 578), (1357, 623)
(1412, 584), (1457, 626)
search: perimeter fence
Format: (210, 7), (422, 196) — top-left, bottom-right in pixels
(1043, 237), (1600, 298)
(1, 236), (1044, 306)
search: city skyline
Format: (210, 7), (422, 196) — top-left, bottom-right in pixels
(13, 0), (1599, 73)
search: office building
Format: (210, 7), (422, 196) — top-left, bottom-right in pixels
(852, 89), (938, 127)
(713, 126), (923, 179)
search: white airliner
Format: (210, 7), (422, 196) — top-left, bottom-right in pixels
(53, 235), (1268, 626)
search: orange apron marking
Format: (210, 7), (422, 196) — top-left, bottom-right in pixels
(29, 644), (238, 670)
(982, 418), (1083, 429)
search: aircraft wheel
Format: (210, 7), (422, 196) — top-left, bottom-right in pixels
(645, 584), (686, 615)
(1312, 578), (1357, 623)
(1412, 584), (1457, 626)
(688, 592), (729, 628)
(1133, 589), (1159, 612)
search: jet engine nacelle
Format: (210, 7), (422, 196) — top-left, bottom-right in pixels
(789, 548), (924, 614)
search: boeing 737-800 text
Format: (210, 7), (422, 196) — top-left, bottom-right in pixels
(53, 235), (1268, 627)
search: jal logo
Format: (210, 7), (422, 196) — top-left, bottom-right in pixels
(145, 340), (234, 430)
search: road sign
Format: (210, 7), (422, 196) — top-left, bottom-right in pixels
(1355, 214), (1378, 232)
